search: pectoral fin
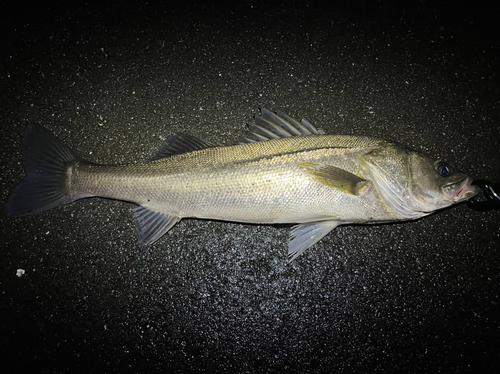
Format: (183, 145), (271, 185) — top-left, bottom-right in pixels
(133, 206), (180, 246)
(299, 162), (369, 195)
(288, 221), (341, 261)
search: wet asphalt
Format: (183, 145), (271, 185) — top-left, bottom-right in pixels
(1, 2), (499, 373)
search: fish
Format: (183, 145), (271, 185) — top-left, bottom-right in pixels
(5, 107), (480, 260)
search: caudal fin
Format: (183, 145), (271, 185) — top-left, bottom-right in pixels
(5, 124), (82, 217)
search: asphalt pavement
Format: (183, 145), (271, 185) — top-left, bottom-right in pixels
(1, 2), (499, 373)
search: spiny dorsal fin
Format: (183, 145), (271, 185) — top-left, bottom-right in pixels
(299, 162), (369, 195)
(242, 107), (324, 143)
(151, 133), (218, 160)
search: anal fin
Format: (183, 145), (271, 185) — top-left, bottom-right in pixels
(133, 206), (180, 246)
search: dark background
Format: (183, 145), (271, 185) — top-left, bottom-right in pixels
(1, 1), (499, 373)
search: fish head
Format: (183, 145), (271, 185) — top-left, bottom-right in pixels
(361, 143), (480, 218)
(408, 151), (480, 210)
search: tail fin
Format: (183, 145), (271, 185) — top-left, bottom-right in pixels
(5, 124), (82, 217)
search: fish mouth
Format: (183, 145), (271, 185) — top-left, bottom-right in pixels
(444, 177), (480, 202)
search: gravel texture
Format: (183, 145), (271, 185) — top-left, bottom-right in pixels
(1, 2), (499, 373)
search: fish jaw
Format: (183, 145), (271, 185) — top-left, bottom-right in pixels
(443, 176), (480, 203)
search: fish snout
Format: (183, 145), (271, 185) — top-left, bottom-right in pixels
(444, 177), (480, 203)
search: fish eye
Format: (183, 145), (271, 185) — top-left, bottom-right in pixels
(434, 161), (450, 177)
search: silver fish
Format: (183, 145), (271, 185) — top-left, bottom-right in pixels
(5, 107), (479, 260)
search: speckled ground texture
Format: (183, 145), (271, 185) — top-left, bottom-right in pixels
(1, 2), (499, 373)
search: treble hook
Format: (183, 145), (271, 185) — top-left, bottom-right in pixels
(467, 180), (500, 211)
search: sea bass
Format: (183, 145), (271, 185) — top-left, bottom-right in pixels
(5, 107), (479, 260)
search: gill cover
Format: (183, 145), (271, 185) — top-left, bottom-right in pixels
(360, 144), (426, 219)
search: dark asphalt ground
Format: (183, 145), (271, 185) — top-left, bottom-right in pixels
(1, 2), (499, 373)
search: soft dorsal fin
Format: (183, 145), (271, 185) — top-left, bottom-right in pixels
(151, 133), (218, 160)
(242, 107), (324, 143)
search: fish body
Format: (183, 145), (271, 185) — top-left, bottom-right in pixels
(5, 107), (479, 260)
(71, 135), (392, 224)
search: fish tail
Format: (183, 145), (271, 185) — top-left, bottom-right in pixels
(5, 124), (84, 217)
